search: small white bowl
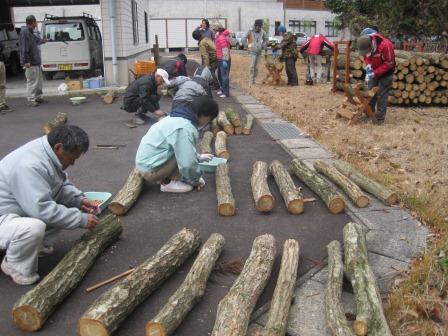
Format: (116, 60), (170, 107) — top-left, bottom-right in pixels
(70, 96), (87, 105)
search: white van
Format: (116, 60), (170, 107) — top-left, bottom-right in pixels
(41, 13), (103, 80)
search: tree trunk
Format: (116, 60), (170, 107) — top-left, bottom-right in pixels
(234, 126), (242, 135)
(199, 131), (214, 154)
(216, 163), (235, 216)
(211, 234), (276, 336)
(145, 233), (225, 336)
(108, 169), (144, 216)
(225, 108), (241, 127)
(217, 111), (234, 135)
(103, 91), (117, 104)
(269, 160), (304, 214)
(332, 161), (397, 205)
(313, 160), (369, 208)
(78, 228), (201, 336)
(215, 131), (230, 160)
(242, 114), (254, 135)
(41, 112), (68, 134)
(337, 54), (364, 70)
(290, 159), (345, 214)
(211, 118), (221, 136)
(325, 240), (355, 336)
(263, 239), (299, 336)
(251, 161), (275, 212)
(12, 215), (122, 332)
(343, 223), (392, 336)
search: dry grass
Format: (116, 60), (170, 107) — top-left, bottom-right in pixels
(230, 53), (448, 335)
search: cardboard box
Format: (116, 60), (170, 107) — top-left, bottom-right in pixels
(67, 80), (83, 91)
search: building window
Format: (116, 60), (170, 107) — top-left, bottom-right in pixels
(288, 20), (316, 35)
(132, 0), (139, 45)
(325, 21), (338, 37)
(144, 11), (149, 43)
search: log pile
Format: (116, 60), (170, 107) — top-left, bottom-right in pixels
(225, 108), (242, 135)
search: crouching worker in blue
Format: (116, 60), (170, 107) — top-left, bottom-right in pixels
(0, 125), (100, 285)
(136, 96), (219, 193)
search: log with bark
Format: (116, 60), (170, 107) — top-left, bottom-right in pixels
(145, 233), (225, 336)
(12, 215), (122, 332)
(41, 112), (68, 134)
(313, 160), (369, 208)
(211, 117), (221, 136)
(337, 54), (364, 70)
(242, 114), (254, 135)
(290, 159), (345, 214)
(211, 234), (276, 336)
(215, 131), (230, 160)
(251, 161), (275, 212)
(216, 163), (235, 216)
(332, 161), (398, 205)
(108, 169), (144, 215)
(103, 90), (117, 104)
(325, 240), (355, 336)
(78, 228), (201, 336)
(199, 131), (214, 154)
(225, 108), (241, 127)
(269, 160), (304, 214)
(217, 110), (234, 135)
(343, 222), (392, 336)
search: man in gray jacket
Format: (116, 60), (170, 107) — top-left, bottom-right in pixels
(245, 19), (268, 85)
(171, 66), (213, 109)
(0, 125), (99, 285)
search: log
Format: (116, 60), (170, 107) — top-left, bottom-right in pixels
(325, 240), (355, 336)
(234, 126), (242, 135)
(251, 161), (275, 212)
(211, 117), (221, 136)
(108, 169), (144, 216)
(290, 159), (345, 214)
(217, 110), (234, 135)
(13, 215), (122, 332)
(103, 90), (117, 104)
(215, 131), (230, 160)
(332, 161), (397, 205)
(145, 233), (225, 336)
(263, 239), (299, 336)
(225, 108), (241, 127)
(337, 54), (363, 70)
(199, 131), (214, 154)
(242, 114), (254, 135)
(41, 112), (68, 134)
(269, 160), (304, 214)
(78, 228), (201, 336)
(216, 163), (235, 216)
(314, 160), (369, 208)
(343, 223), (392, 336)
(211, 234), (276, 336)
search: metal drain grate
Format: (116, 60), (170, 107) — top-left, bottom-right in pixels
(261, 122), (303, 140)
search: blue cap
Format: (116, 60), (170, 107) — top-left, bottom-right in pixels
(361, 27), (377, 36)
(277, 25), (286, 33)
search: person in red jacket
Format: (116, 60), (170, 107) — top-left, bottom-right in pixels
(357, 33), (396, 124)
(300, 34), (334, 84)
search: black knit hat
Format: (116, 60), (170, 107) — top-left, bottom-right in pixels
(177, 53), (188, 65)
(192, 30), (202, 41)
(254, 19), (263, 27)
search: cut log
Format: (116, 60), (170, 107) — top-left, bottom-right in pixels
(325, 240), (355, 336)
(145, 233), (225, 336)
(216, 163), (235, 216)
(263, 239), (299, 336)
(337, 54), (364, 70)
(290, 159), (345, 214)
(343, 222), (392, 336)
(41, 112), (68, 134)
(234, 126), (242, 135)
(251, 161), (275, 212)
(13, 215), (122, 332)
(78, 228), (201, 336)
(211, 234), (276, 336)
(215, 131), (230, 160)
(242, 114), (254, 135)
(103, 90), (117, 104)
(269, 160), (304, 214)
(199, 131), (214, 154)
(332, 160), (397, 205)
(225, 108), (241, 127)
(217, 110), (234, 135)
(108, 169), (144, 215)
(211, 117), (221, 136)
(314, 160), (369, 208)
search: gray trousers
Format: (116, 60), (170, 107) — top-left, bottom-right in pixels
(25, 66), (43, 102)
(309, 54), (323, 82)
(368, 73), (393, 121)
(249, 52), (262, 84)
(0, 61), (5, 107)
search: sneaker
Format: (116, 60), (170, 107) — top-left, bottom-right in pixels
(219, 94), (227, 98)
(160, 180), (193, 193)
(28, 101), (40, 107)
(217, 90), (222, 95)
(0, 105), (13, 113)
(38, 245), (54, 258)
(133, 113), (147, 125)
(1, 258), (40, 285)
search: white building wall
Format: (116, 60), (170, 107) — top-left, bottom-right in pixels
(286, 9), (338, 41)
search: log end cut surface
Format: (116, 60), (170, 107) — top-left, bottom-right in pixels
(145, 322), (166, 336)
(287, 199), (304, 215)
(256, 195), (275, 212)
(353, 320), (368, 336)
(386, 193), (398, 205)
(12, 306), (42, 332)
(217, 151), (230, 160)
(78, 319), (109, 336)
(107, 203), (126, 216)
(218, 203), (236, 216)
(329, 197), (345, 214)
(356, 195), (370, 208)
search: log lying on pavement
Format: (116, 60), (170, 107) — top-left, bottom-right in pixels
(211, 234), (276, 336)
(343, 223), (392, 336)
(314, 160), (369, 208)
(199, 131), (214, 154)
(251, 161), (275, 212)
(41, 112), (68, 134)
(145, 233), (225, 336)
(290, 159), (345, 214)
(234, 126), (242, 135)
(332, 161), (398, 205)
(108, 169), (144, 215)
(225, 108), (241, 127)
(263, 239), (299, 336)
(242, 114), (254, 135)
(269, 160), (304, 214)
(103, 90), (117, 104)
(325, 240), (355, 336)
(215, 131), (230, 160)
(78, 228), (201, 336)
(211, 118), (221, 136)
(12, 215), (122, 332)
(217, 111), (234, 135)
(216, 163), (235, 216)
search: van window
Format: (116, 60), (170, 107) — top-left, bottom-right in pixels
(94, 26), (101, 41)
(7, 28), (18, 40)
(0, 29), (7, 41)
(87, 24), (96, 40)
(45, 22), (85, 42)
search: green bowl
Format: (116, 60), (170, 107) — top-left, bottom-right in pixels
(84, 191), (112, 211)
(199, 157), (227, 173)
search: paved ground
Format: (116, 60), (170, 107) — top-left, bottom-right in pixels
(0, 91), (352, 335)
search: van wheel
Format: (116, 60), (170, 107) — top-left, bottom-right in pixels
(44, 72), (54, 80)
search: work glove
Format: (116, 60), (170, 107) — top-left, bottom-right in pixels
(222, 60), (228, 69)
(198, 153), (214, 162)
(197, 177), (206, 190)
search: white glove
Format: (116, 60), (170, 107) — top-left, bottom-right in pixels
(197, 177), (206, 190)
(198, 153), (213, 162)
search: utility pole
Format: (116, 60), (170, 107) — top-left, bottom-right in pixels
(283, 0), (286, 27)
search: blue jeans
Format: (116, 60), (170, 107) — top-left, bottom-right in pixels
(218, 59), (231, 97)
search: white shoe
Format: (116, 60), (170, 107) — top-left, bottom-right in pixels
(1, 258), (40, 285)
(217, 90), (222, 95)
(38, 245), (54, 258)
(219, 94), (227, 98)
(160, 180), (193, 193)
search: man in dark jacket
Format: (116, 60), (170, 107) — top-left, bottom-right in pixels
(0, 40), (12, 113)
(123, 68), (170, 125)
(276, 25), (298, 86)
(159, 53), (188, 78)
